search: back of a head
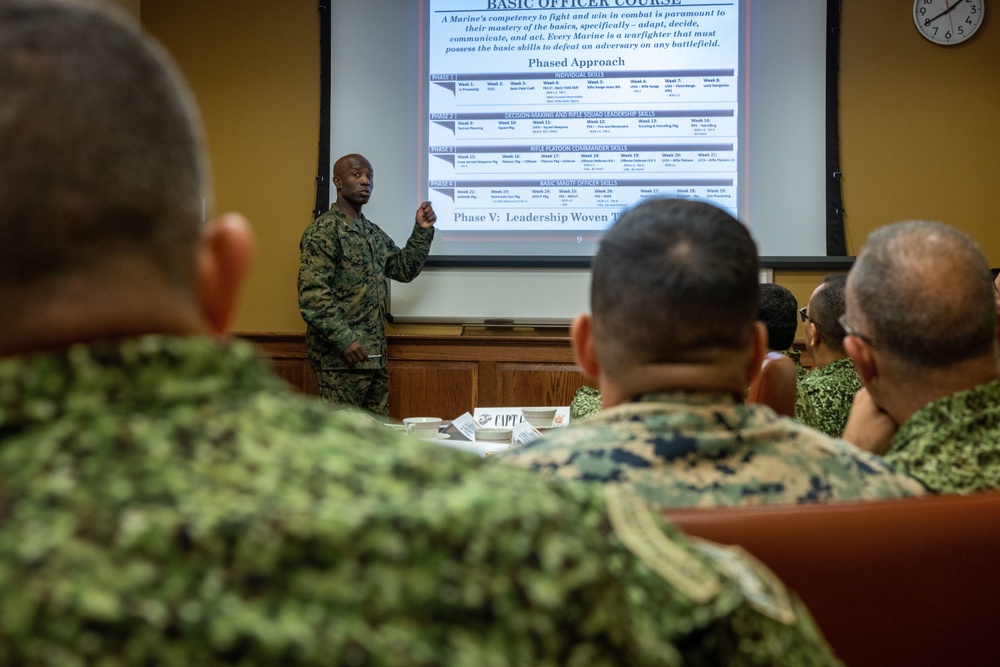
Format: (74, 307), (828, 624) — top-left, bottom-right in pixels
(809, 273), (849, 353)
(848, 221), (995, 369)
(0, 0), (204, 292)
(590, 198), (759, 371)
(758, 283), (798, 351)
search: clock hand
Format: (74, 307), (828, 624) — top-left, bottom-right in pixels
(923, 0), (964, 26)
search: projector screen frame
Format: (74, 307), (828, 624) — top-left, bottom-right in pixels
(314, 0), (847, 269)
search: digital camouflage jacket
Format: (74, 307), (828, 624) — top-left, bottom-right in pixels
(886, 377), (1000, 494)
(502, 390), (926, 508)
(794, 357), (862, 438)
(0, 336), (843, 666)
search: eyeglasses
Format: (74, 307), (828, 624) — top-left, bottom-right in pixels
(838, 314), (878, 347)
(798, 307), (823, 337)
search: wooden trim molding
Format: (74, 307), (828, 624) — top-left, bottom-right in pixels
(236, 331), (592, 420)
(238, 332), (811, 420)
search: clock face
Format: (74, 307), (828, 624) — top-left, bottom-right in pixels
(913, 0), (985, 45)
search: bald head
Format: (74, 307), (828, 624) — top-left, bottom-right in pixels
(331, 153), (373, 214)
(807, 274), (849, 353)
(333, 154), (371, 178)
(847, 221), (995, 369)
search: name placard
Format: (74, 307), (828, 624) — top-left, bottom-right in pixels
(472, 407), (570, 429)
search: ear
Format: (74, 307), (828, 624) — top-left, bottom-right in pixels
(570, 313), (600, 380)
(745, 321), (768, 385)
(844, 334), (878, 384)
(197, 212), (254, 334)
(807, 321), (822, 349)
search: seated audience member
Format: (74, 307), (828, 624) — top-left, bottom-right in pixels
(748, 351), (797, 416)
(758, 282), (807, 380)
(0, 1), (843, 663)
(749, 283), (801, 415)
(842, 221), (1000, 494)
(795, 275), (862, 437)
(501, 199), (924, 507)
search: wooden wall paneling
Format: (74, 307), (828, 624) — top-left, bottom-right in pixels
(241, 333), (810, 420)
(387, 334), (590, 414)
(477, 358), (502, 408)
(388, 360), (478, 420)
(268, 358), (312, 394)
(240, 333), (317, 395)
(496, 362), (592, 408)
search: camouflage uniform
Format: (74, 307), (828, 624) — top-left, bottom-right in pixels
(0, 335), (842, 665)
(501, 390), (926, 508)
(885, 378), (1000, 494)
(794, 357), (862, 438)
(298, 207), (434, 415)
(570, 384), (602, 420)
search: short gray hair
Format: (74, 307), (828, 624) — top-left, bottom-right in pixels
(847, 221), (994, 368)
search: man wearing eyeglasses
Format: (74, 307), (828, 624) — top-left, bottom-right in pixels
(842, 221), (1000, 494)
(794, 275), (862, 438)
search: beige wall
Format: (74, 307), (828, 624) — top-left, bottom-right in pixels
(838, 1), (1000, 260)
(142, 0), (1000, 334)
(142, 1), (319, 333)
(777, 2), (1000, 338)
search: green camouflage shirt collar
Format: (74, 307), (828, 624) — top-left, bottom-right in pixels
(890, 377), (1000, 455)
(323, 206), (368, 229)
(808, 355), (855, 379)
(0, 336), (282, 430)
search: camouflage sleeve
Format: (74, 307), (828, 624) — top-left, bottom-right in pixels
(297, 229), (357, 354)
(0, 370), (841, 665)
(384, 223), (434, 283)
(794, 382), (820, 429)
(600, 485), (842, 666)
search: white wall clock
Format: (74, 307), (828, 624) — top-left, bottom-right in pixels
(914, 0), (985, 45)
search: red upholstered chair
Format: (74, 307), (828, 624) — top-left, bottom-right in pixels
(665, 492), (1000, 667)
(747, 351), (797, 416)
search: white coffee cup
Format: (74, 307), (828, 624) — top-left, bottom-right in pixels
(475, 427), (513, 444)
(521, 407), (557, 429)
(403, 417), (442, 439)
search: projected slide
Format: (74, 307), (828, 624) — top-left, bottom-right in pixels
(426, 0), (740, 247)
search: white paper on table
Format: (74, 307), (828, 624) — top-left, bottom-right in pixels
(512, 421), (542, 446)
(433, 412), (517, 458)
(450, 412), (479, 441)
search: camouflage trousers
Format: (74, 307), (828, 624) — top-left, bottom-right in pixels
(315, 367), (390, 416)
